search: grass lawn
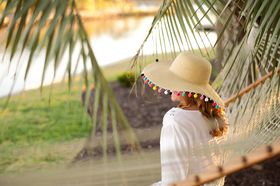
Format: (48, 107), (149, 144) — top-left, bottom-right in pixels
(0, 80), (91, 173)
(0, 55), (144, 173)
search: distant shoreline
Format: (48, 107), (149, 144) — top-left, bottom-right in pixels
(79, 9), (157, 21)
(0, 9), (157, 29)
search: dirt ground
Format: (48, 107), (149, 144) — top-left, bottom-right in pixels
(79, 81), (280, 186)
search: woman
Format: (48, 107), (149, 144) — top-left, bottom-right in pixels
(141, 52), (229, 186)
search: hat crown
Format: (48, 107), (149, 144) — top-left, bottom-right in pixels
(169, 52), (211, 84)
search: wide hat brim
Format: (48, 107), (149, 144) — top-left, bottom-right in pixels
(142, 61), (225, 107)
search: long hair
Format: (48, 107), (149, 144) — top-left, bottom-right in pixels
(178, 95), (229, 137)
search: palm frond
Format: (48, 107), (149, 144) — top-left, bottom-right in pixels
(0, 0), (140, 164)
(133, 0), (279, 95)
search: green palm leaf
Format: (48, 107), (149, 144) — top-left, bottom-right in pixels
(0, 0), (140, 165)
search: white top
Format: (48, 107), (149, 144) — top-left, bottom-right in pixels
(152, 107), (222, 186)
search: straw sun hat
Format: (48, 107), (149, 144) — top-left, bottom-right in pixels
(141, 52), (224, 110)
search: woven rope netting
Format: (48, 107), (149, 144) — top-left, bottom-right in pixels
(0, 0), (280, 186)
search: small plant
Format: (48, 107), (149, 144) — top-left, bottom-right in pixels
(117, 72), (136, 87)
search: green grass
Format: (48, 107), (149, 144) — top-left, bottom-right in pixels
(0, 81), (90, 173)
(0, 84), (91, 144)
(0, 56), (137, 173)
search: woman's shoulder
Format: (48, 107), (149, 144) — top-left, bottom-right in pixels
(163, 107), (201, 125)
(166, 107), (201, 118)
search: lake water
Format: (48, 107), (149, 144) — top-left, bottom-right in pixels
(0, 16), (156, 97)
(0, 15), (216, 97)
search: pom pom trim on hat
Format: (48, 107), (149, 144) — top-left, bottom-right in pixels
(141, 73), (223, 111)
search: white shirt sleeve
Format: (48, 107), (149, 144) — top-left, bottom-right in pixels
(160, 113), (191, 185)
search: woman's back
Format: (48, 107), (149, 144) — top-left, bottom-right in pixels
(160, 107), (220, 185)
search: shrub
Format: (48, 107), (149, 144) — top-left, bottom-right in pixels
(117, 71), (135, 87)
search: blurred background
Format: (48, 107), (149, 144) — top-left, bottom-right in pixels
(0, 0), (163, 97)
(0, 0), (165, 175)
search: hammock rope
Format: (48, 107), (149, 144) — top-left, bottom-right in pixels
(170, 69), (280, 185)
(173, 140), (280, 186)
